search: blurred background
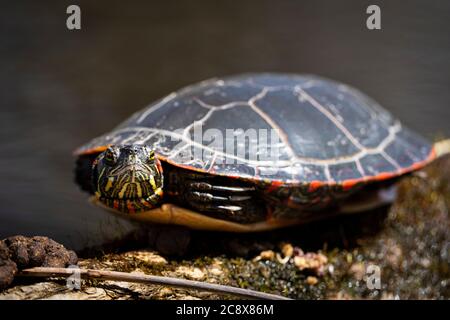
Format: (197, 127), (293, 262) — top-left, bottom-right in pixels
(0, 0), (449, 250)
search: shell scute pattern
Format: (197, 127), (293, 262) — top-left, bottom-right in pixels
(76, 74), (434, 185)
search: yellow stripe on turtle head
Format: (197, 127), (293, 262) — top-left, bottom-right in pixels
(149, 175), (157, 191)
(118, 183), (130, 199)
(105, 176), (114, 192)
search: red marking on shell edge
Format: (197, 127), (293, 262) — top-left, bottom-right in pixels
(86, 147), (435, 188)
(309, 148), (437, 189)
(267, 180), (284, 193)
(369, 148), (436, 183)
(75, 145), (109, 156)
(308, 181), (323, 192)
(113, 200), (119, 210)
(372, 172), (394, 181)
(341, 179), (363, 191)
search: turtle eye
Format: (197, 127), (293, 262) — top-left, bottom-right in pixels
(142, 146), (155, 163)
(104, 147), (119, 165)
(147, 149), (155, 163)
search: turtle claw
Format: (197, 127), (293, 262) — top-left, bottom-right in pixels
(188, 182), (255, 193)
(182, 180), (266, 223)
(186, 191), (252, 203)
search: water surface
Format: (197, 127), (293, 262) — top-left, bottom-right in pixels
(0, 1), (449, 250)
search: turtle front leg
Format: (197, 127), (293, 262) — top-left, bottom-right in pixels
(185, 181), (268, 223)
(185, 182), (255, 219)
(165, 168), (267, 223)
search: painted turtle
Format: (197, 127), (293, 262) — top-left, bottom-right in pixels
(74, 73), (450, 232)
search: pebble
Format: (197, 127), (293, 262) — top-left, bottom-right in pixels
(254, 250), (275, 261)
(158, 287), (173, 297)
(124, 251), (168, 266)
(175, 266), (205, 281)
(306, 276), (318, 286)
(293, 252), (328, 275)
(281, 243), (294, 258)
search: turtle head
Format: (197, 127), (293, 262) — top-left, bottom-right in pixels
(92, 145), (163, 213)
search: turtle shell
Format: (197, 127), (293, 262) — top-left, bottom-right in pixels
(75, 73), (435, 187)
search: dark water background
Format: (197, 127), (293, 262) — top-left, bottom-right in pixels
(1, 1), (449, 250)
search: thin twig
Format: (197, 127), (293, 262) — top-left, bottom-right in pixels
(18, 267), (291, 300)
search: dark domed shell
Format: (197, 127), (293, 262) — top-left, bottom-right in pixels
(76, 74), (435, 185)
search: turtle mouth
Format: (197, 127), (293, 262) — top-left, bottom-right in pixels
(96, 194), (156, 213)
(99, 195), (151, 201)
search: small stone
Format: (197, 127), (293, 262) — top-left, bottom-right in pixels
(328, 264), (335, 274)
(190, 268), (205, 280)
(317, 253), (328, 265)
(176, 266), (205, 281)
(124, 251), (168, 266)
(280, 243), (294, 258)
(306, 276), (318, 286)
(420, 258), (431, 268)
(294, 256), (307, 269)
(276, 253), (290, 264)
(254, 250), (275, 261)
(208, 266), (223, 277)
(293, 252), (328, 275)
(159, 287), (173, 297)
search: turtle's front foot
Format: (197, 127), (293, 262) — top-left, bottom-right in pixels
(180, 180), (266, 224)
